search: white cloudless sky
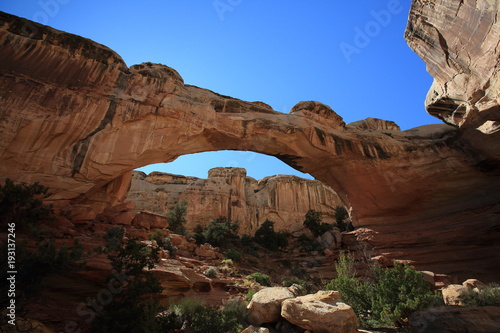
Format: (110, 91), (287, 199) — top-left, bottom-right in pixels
(1, 0), (438, 180)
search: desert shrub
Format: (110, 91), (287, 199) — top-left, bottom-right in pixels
(169, 299), (242, 333)
(297, 233), (324, 252)
(91, 234), (165, 333)
(203, 217), (239, 247)
(225, 249), (242, 262)
(204, 267), (218, 278)
(148, 230), (177, 256)
(326, 252), (442, 328)
(246, 289), (257, 302)
(241, 234), (253, 246)
(166, 201), (188, 235)
(460, 283), (500, 307)
(1, 239), (83, 306)
(193, 224), (206, 244)
(0, 178), (53, 231)
(223, 298), (249, 325)
(189, 304), (242, 333)
(253, 219), (289, 251)
(282, 276), (315, 294)
(303, 209), (333, 237)
(104, 227), (125, 251)
(220, 259), (237, 276)
(334, 206), (353, 232)
(248, 272), (271, 287)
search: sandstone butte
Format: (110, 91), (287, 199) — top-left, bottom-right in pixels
(0, 0), (499, 281)
(127, 167), (345, 235)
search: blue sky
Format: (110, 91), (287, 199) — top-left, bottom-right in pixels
(1, 0), (437, 180)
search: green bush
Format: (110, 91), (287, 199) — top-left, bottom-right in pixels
(193, 224), (206, 244)
(282, 276), (315, 294)
(148, 230), (177, 256)
(1, 239), (83, 305)
(303, 209), (333, 237)
(246, 289), (257, 302)
(92, 235), (165, 332)
(0, 178), (53, 230)
(225, 249), (242, 262)
(460, 283), (500, 307)
(297, 233), (324, 252)
(169, 298), (242, 333)
(253, 219), (289, 251)
(166, 201), (188, 235)
(223, 298), (249, 325)
(325, 252), (442, 328)
(203, 217), (239, 247)
(249, 272), (271, 287)
(204, 267), (218, 278)
(334, 206), (353, 232)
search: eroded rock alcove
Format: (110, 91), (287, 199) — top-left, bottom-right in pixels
(1, 0), (499, 280)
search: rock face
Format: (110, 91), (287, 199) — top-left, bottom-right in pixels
(410, 306), (500, 333)
(406, 0), (500, 160)
(127, 168), (344, 234)
(281, 291), (358, 333)
(1, 4), (500, 281)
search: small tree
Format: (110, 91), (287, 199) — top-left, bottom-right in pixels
(253, 219), (289, 251)
(166, 201), (187, 235)
(303, 209), (333, 237)
(203, 217), (239, 247)
(334, 206), (350, 232)
(326, 252), (442, 328)
(92, 229), (169, 333)
(0, 178), (52, 229)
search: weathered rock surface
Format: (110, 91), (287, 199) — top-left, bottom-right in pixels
(410, 306), (500, 333)
(127, 167), (344, 234)
(0, 4), (500, 281)
(442, 284), (468, 306)
(406, 0), (500, 160)
(281, 291), (358, 333)
(247, 287), (299, 325)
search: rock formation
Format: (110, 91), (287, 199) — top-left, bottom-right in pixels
(0, 0), (499, 281)
(127, 167), (344, 234)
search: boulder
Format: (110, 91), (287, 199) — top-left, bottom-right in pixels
(410, 306), (500, 333)
(247, 287), (298, 325)
(281, 291), (358, 333)
(61, 204), (96, 222)
(241, 326), (270, 333)
(442, 284), (467, 306)
(131, 211), (168, 230)
(319, 229), (342, 250)
(111, 212), (134, 226)
(462, 279), (485, 289)
(195, 243), (219, 259)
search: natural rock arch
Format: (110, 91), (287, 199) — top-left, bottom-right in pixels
(1, 3), (500, 280)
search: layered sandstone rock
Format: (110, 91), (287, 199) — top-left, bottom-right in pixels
(127, 167), (344, 234)
(0, 4), (499, 281)
(281, 291), (358, 333)
(406, 0), (500, 161)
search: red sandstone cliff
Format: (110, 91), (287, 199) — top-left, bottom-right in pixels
(127, 168), (345, 234)
(0, 1), (499, 281)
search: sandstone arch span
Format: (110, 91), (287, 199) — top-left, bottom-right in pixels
(1, 5), (500, 280)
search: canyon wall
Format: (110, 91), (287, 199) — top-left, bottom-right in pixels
(0, 0), (499, 281)
(127, 167), (344, 234)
